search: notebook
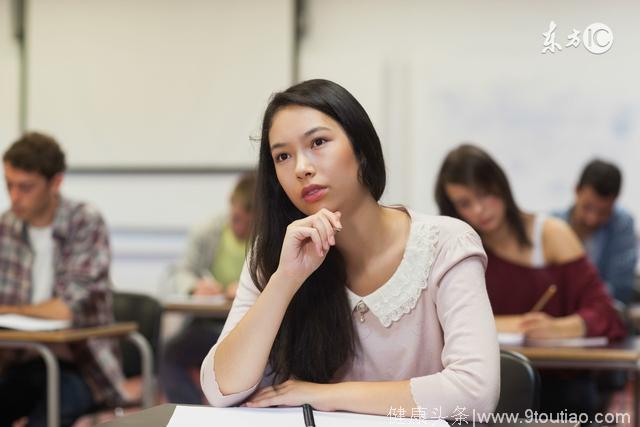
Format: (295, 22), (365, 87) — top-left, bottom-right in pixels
(498, 332), (608, 348)
(166, 405), (450, 427)
(0, 314), (71, 331)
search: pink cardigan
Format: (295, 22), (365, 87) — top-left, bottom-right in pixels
(201, 211), (500, 417)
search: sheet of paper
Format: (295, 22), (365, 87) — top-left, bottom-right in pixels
(526, 336), (608, 347)
(497, 332), (525, 346)
(499, 332), (609, 348)
(167, 406), (301, 427)
(0, 314), (71, 331)
(167, 405), (450, 427)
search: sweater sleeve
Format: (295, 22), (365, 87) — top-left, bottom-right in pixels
(200, 261), (264, 406)
(409, 226), (500, 418)
(560, 256), (627, 340)
(599, 212), (637, 304)
(171, 218), (224, 295)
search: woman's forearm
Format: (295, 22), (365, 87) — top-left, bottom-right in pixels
(327, 381), (416, 416)
(494, 315), (522, 333)
(214, 271), (299, 394)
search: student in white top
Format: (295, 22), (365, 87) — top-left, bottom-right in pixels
(199, 79), (499, 418)
(28, 225), (55, 304)
(0, 132), (125, 427)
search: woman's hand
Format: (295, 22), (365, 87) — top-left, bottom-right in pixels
(225, 281), (239, 300)
(521, 312), (586, 339)
(192, 278), (223, 296)
(245, 379), (336, 411)
(275, 208), (342, 291)
(494, 315), (524, 333)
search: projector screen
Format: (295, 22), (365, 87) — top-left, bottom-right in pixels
(26, 0), (293, 169)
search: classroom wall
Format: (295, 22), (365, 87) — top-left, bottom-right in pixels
(64, 172), (245, 295)
(0, 0), (19, 145)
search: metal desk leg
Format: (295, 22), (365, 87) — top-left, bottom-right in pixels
(634, 367), (639, 427)
(126, 331), (154, 408)
(0, 341), (59, 427)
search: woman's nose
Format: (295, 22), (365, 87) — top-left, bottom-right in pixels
(295, 153), (315, 179)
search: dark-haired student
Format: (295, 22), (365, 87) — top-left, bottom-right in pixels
(554, 159), (638, 305)
(199, 80), (500, 419)
(0, 133), (126, 427)
(435, 144), (626, 421)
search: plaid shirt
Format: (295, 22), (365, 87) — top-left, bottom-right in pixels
(0, 196), (127, 405)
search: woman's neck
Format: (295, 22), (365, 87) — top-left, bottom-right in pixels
(334, 198), (408, 274)
(481, 213), (524, 251)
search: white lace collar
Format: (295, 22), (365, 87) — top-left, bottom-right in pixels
(346, 209), (439, 327)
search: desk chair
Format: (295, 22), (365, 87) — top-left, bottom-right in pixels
(85, 292), (160, 423)
(495, 350), (540, 417)
(112, 292), (162, 379)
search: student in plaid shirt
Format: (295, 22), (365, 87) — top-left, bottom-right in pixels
(0, 133), (126, 427)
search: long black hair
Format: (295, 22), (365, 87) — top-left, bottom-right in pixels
(434, 144), (531, 248)
(249, 79), (386, 383)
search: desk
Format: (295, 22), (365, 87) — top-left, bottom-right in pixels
(98, 404), (578, 427)
(0, 322), (154, 427)
(162, 297), (232, 320)
(503, 337), (640, 427)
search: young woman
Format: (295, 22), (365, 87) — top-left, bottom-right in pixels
(200, 80), (499, 418)
(434, 143), (625, 417)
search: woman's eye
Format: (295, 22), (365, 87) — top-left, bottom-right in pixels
(456, 201), (470, 210)
(312, 138), (327, 147)
(275, 153), (290, 163)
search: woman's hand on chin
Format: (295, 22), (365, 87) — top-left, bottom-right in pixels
(275, 208), (342, 291)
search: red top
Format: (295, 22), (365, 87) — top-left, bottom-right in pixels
(486, 251), (626, 340)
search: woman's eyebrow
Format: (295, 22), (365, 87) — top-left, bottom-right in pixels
(270, 126), (332, 152)
(303, 126), (331, 137)
(270, 142), (288, 152)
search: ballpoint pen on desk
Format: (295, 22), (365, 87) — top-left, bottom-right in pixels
(530, 284), (557, 312)
(302, 404), (316, 427)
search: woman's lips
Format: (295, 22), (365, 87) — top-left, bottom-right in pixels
(302, 187), (328, 203)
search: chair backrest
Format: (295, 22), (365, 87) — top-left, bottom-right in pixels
(495, 350), (540, 417)
(112, 291), (163, 377)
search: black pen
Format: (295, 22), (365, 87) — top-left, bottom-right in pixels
(302, 403), (316, 427)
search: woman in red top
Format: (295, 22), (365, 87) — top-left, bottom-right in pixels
(434, 144), (625, 420)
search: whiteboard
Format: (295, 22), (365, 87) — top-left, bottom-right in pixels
(26, 0), (293, 169)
